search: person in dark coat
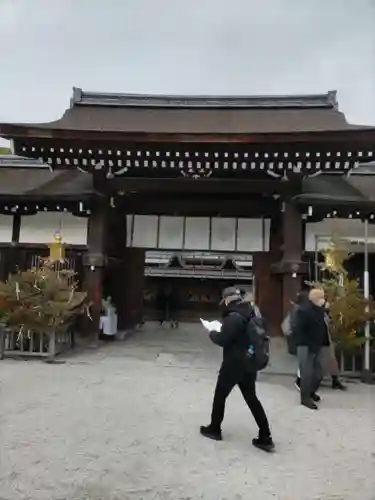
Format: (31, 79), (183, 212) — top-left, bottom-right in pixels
(282, 290), (309, 355)
(156, 285), (179, 328)
(156, 287), (167, 326)
(294, 288), (330, 410)
(166, 286), (179, 328)
(294, 299), (346, 392)
(200, 287), (274, 452)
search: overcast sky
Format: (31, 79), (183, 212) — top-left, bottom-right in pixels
(0, 0), (374, 145)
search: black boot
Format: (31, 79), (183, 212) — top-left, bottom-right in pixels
(252, 435), (275, 453)
(200, 425), (222, 441)
(311, 393), (321, 403)
(332, 376), (347, 391)
(301, 399), (318, 410)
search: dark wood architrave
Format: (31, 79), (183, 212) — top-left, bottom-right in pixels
(118, 195), (280, 218)
(0, 199), (93, 218)
(9, 135), (374, 180)
(107, 177), (301, 195)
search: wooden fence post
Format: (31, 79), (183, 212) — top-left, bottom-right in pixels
(0, 324), (5, 360)
(48, 330), (56, 361)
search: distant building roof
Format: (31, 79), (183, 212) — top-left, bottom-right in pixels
(297, 171), (375, 206)
(0, 154), (46, 169)
(0, 88), (373, 138)
(0, 155), (93, 199)
(351, 162), (375, 174)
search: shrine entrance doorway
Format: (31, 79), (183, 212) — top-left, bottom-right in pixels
(122, 213), (269, 322)
(143, 250), (255, 321)
(4, 89), (370, 338)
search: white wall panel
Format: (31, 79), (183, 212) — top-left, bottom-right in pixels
(127, 215), (269, 252)
(184, 217), (210, 250)
(211, 217), (236, 251)
(305, 218), (375, 252)
(19, 212), (87, 245)
(0, 215), (13, 243)
(132, 215), (158, 248)
(237, 218), (267, 252)
(159, 216), (184, 249)
(263, 218), (271, 252)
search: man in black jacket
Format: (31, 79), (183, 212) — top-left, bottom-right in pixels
(294, 288), (330, 410)
(200, 287), (274, 452)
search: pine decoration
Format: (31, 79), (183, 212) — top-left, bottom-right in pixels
(310, 237), (375, 350)
(0, 259), (87, 335)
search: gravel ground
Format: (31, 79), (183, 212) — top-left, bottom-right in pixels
(0, 324), (374, 500)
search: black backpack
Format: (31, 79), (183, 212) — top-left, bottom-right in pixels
(244, 315), (270, 371)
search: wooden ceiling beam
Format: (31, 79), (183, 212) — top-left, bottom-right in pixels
(117, 195), (278, 217)
(105, 177), (300, 195)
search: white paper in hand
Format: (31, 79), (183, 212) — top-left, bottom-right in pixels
(200, 318), (222, 332)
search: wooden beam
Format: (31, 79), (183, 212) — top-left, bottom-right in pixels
(107, 177), (300, 195)
(119, 195), (280, 217)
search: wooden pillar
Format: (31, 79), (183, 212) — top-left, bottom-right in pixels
(280, 202), (305, 318)
(82, 199), (108, 341)
(105, 208), (132, 330)
(82, 200), (146, 334)
(254, 215), (283, 335)
(122, 248), (145, 328)
(0, 214), (22, 280)
(105, 207), (145, 330)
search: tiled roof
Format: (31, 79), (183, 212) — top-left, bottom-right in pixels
(298, 171), (375, 205)
(1, 88), (372, 136)
(0, 156), (93, 198)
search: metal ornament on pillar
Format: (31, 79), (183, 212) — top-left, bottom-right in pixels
(291, 263), (299, 279)
(47, 232), (66, 263)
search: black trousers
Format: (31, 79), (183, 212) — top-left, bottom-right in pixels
(297, 346), (324, 403)
(210, 367), (271, 437)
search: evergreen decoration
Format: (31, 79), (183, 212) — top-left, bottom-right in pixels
(309, 236), (375, 350)
(0, 259), (87, 335)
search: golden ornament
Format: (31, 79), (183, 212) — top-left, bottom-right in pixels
(47, 232), (65, 263)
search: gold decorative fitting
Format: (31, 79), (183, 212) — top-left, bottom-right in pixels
(321, 237), (350, 274)
(47, 232), (66, 263)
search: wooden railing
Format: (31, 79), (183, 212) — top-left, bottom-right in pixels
(338, 347), (374, 377)
(0, 323), (75, 361)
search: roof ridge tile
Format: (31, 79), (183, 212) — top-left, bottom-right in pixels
(71, 87), (338, 109)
